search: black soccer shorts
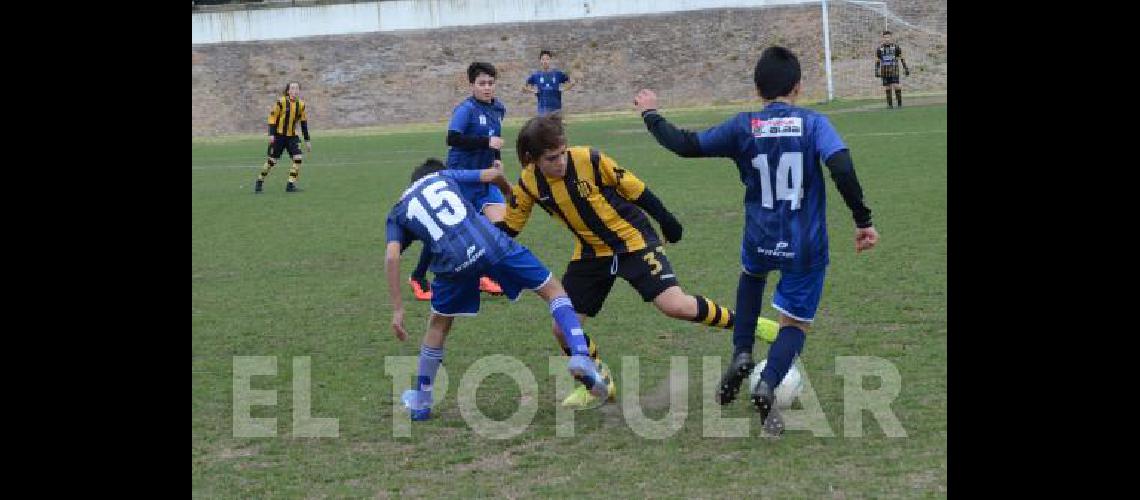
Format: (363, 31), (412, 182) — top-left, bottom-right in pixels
(562, 245), (679, 317)
(267, 135), (303, 159)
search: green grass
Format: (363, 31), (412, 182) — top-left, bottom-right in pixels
(193, 99), (947, 498)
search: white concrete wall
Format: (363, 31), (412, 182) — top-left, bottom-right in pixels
(192, 0), (818, 44)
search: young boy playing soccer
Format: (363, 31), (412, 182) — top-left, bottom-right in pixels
(634, 46), (879, 435)
(407, 62), (508, 300)
(497, 112), (780, 409)
(386, 158), (607, 420)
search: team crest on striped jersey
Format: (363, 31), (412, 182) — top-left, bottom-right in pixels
(575, 179), (593, 198)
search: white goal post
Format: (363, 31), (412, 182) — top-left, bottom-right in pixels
(821, 0), (947, 101)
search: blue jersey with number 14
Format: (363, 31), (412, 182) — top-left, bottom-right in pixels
(696, 102), (847, 272)
(385, 171), (518, 277)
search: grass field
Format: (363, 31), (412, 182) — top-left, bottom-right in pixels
(192, 98), (947, 498)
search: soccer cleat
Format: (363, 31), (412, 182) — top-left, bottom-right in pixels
(756, 317), (779, 343)
(567, 355), (608, 400)
(479, 276), (503, 295)
(401, 389), (432, 421)
(561, 385), (598, 409)
(716, 351), (755, 405)
(408, 277), (432, 301)
(561, 360), (616, 409)
(285, 183), (302, 193)
(751, 380), (785, 436)
(254, 179), (264, 193)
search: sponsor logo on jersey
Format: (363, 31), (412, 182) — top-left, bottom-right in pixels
(454, 245), (487, 273)
(752, 117), (803, 138)
(757, 240), (796, 258)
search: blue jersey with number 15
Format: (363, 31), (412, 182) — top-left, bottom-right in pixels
(385, 171), (518, 277)
(696, 102), (848, 272)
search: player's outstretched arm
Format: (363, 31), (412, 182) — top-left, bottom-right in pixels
(633, 89), (704, 157)
(478, 162), (513, 196)
(385, 241), (409, 341)
(823, 150), (877, 253)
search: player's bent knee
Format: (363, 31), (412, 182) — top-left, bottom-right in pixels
(481, 203), (506, 223)
(778, 314), (811, 332)
(534, 278), (566, 301)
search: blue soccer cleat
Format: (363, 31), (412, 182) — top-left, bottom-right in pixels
(401, 389), (432, 421)
(566, 355), (609, 400)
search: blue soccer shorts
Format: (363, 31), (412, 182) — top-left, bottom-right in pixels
(430, 246), (552, 316)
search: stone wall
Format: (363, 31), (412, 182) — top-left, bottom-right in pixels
(192, 4), (945, 136)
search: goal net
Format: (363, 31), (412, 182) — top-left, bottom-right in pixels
(823, 0), (947, 101)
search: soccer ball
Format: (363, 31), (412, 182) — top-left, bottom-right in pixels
(748, 359), (804, 409)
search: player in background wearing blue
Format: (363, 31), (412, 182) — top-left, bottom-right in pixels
(387, 158), (607, 421)
(523, 50), (574, 115)
(408, 62), (508, 301)
(633, 47), (879, 435)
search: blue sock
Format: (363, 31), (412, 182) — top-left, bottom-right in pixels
(411, 245), (432, 281)
(550, 296), (589, 356)
(760, 326), (806, 389)
(733, 272), (767, 355)
(417, 344), (444, 403)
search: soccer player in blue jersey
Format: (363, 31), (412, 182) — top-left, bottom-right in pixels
(386, 158), (607, 421)
(633, 47), (879, 435)
(408, 62), (508, 300)
(524, 50), (574, 115)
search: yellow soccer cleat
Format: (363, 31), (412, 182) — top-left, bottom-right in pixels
(561, 360), (617, 409)
(756, 316), (780, 343)
(560, 385), (600, 409)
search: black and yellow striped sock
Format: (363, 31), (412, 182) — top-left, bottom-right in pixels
(561, 333), (600, 363)
(288, 160), (302, 184)
(692, 295), (735, 329)
(258, 159), (277, 180)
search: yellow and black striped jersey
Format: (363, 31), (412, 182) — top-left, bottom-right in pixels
(505, 146), (660, 260)
(877, 43), (905, 77)
(268, 96), (308, 137)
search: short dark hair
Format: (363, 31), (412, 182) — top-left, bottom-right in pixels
(282, 81), (300, 96)
(467, 62), (497, 83)
(540, 50), (553, 58)
(882, 30), (892, 35)
(753, 46), (801, 100)
(410, 158), (446, 183)
(516, 112), (566, 166)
